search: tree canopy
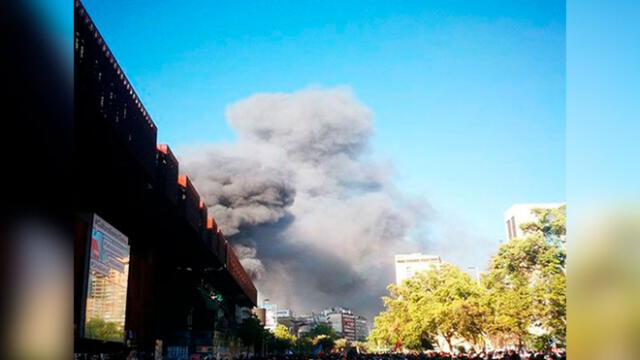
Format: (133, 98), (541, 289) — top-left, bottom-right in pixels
(84, 318), (124, 342)
(308, 323), (338, 339)
(369, 205), (566, 351)
(237, 315), (264, 353)
(267, 324), (297, 354)
(369, 263), (485, 351)
(484, 205), (566, 348)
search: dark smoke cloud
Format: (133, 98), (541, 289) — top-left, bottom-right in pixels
(183, 153), (295, 236)
(181, 87), (427, 319)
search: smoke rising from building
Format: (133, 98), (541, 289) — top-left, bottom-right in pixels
(181, 87), (427, 319)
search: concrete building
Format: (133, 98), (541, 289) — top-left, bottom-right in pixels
(394, 253), (442, 285)
(74, 3), (257, 358)
(272, 311), (328, 338)
(504, 203), (565, 240)
(355, 315), (369, 342)
(252, 308), (266, 325)
(320, 308), (356, 341)
(263, 301), (278, 331)
(281, 308), (367, 341)
(276, 309), (292, 318)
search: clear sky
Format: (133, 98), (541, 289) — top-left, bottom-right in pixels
(82, 0), (565, 268)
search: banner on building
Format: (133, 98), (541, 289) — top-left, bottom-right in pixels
(83, 214), (130, 342)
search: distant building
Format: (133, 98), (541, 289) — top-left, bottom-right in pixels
(252, 307), (266, 325)
(321, 307), (362, 342)
(276, 308), (292, 318)
(273, 311), (327, 338)
(394, 253), (442, 284)
(504, 203), (565, 240)
(355, 315), (369, 342)
(282, 308), (368, 341)
(263, 301), (278, 331)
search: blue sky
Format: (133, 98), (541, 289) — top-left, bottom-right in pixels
(567, 0), (640, 208)
(83, 0), (565, 267)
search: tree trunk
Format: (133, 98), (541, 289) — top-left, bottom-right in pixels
(517, 336), (523, 352)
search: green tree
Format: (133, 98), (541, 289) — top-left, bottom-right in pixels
(84, 318), (123, 342)
(295, 336), (314, 354)
(369, 283), (426, 350)
(369, 263), (486, 351)
(313, 334), (336, 352)
(309, 323), (338, 339)
(353, 341), (370, 353)
(519, 204), (566, 245)
(414, 264), (486, 350)
(334, 338), (349, 351)
(237, 315), (264, 353)
(484, 205), (566, 348)
(274, 324), (297, 344)
(265, 324), (297, 354)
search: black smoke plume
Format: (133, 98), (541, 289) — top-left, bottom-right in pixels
(181, 87), (427, 319)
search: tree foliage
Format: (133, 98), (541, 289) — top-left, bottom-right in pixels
(369, 263), (486, 351)
(334, 338), (349, 351)
(308, 323), (338, 339)
(313, 334), (336, 351)
(370, 205), (566, 351)
(274, 324), (297, 344)
(267, 324), (297, 354)
(484, 205), (566, 348)
(237, 315), (264, 353)
(84, 318), (124, 342)
(295, 336), (314, 354)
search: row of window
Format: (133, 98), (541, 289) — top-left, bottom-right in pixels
(76, 10), (155, 132)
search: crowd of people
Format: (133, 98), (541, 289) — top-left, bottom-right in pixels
(231, 351), (566, 360)
(79, 348), (567, 359)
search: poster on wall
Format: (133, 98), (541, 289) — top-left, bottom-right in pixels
(83, 214), (130, 342)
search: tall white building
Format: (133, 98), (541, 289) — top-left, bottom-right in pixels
(503, 203), (565, 240)
(394, 253), (442, 285)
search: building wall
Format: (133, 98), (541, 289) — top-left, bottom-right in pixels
(252, 308), (266, 325)
(326, 313), (343, 333)
(263, 303), (278, 331)
(355, 316), (369, 342)
(394, 253), (442, 284)
(503, 203), (565, 240)
(341, 314), (356, 342)
(74, 2), (257, 357)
